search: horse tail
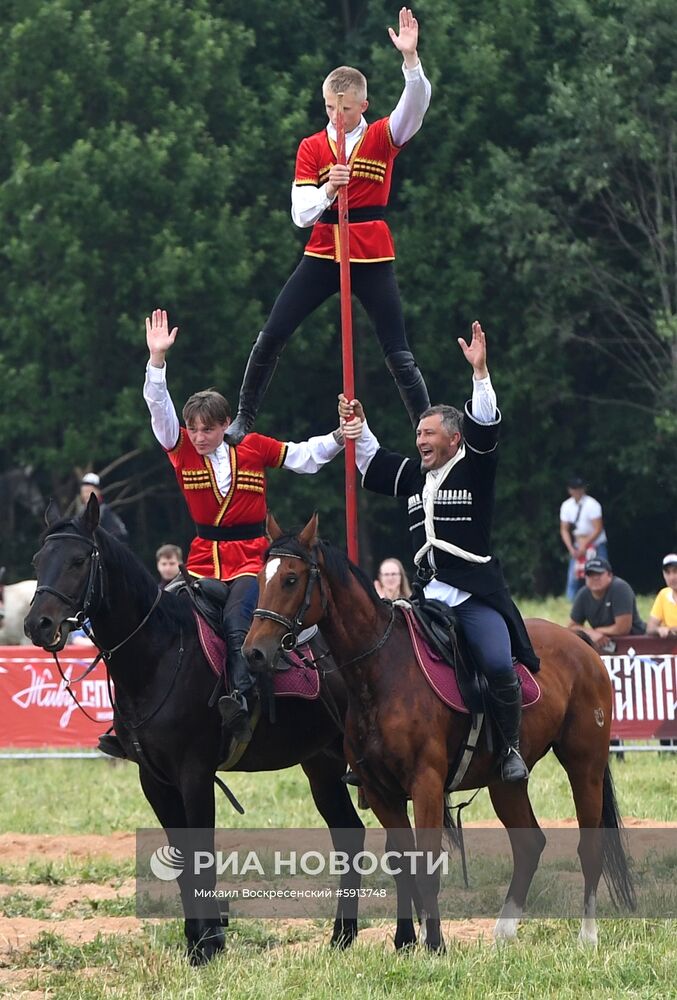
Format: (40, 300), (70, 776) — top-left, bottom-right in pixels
(572, 628), (596, 648)
(600, 764), (636, 910)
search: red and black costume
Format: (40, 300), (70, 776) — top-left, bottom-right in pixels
(225, 61), (432, 444)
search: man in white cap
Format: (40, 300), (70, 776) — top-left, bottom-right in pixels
(79, 473), (130, 545)
(647, 554), (677, 638)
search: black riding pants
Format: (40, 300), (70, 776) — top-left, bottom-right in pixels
(260, 255), (412, 360)
(222, 576), (259, 633)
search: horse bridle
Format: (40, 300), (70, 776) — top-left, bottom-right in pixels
(32, 529), (162, 666)
(32, 532), (104, 629)
(252, 545), (327, 651)
(252, 543), (396, 666)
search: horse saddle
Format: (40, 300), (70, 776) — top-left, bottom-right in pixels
(175, 573), (229, 638)
(405, 598), (485, 714)
(399, 601), (541, 714)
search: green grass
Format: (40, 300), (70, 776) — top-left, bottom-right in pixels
(0, 858), (133, 886)
(7, 921), (677, 999)
(516, 594), (655, 626)
(0, 596), (674, 998)
(0, 750), (675, 839)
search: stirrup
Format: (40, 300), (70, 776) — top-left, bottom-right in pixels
(499, 747), (529, 782)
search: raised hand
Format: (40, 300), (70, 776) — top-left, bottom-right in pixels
(458, 320), (488, 379)
(146, 309), (178, 367)
(388, 8), (420, 63)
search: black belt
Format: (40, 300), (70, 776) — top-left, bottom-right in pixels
(195, 521), (266, 542)
(319, 206), (386, 224)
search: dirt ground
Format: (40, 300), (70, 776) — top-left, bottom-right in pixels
(1, 820), (674, 971)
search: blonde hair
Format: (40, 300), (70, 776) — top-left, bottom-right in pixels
(322, 66), (368, 102)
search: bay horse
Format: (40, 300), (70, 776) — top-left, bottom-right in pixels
(24, 496), (365, 963)
(244, 513), (636, 952)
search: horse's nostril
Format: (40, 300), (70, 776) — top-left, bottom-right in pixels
(38, 616), (53, 631)
(246, 646), (265, 664)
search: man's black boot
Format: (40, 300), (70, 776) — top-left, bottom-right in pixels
(385, 350), (431, 428)
(224, 333), (280, 445)
(486, 672), (529, 782)
(97, 730), (128, 760)
(218, 630), (256, 743)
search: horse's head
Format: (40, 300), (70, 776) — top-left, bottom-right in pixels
(24, 494), (102, 651)
(244, 512), (327, 674)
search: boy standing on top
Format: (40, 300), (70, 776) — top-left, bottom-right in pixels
(226, 7), (432, 444)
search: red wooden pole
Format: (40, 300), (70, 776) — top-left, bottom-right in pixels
(336, 93), (359, 564)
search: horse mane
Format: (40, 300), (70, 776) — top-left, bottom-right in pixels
(267, 532), (382, 609)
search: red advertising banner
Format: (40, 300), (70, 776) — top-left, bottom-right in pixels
(0, 638), (676, 747)
(601, 636), (677, 740)
(0, 645), (112, 747)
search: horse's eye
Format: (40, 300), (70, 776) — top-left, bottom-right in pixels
(71, 557), (86, 568)
(284, 575), (298, 588)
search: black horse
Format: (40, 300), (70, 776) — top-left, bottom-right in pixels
(24, 496), (364, 964)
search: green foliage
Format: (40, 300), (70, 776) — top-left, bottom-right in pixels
(0, 0), (674, 590)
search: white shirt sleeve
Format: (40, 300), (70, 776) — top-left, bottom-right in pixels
(354, 420), (381, 475)
(283, 432), (344, 474)
(291, 182), (336, 228)
(143, 363), (180, 450)
(470, 374), (497, 424)
(389, 61), (432, 147)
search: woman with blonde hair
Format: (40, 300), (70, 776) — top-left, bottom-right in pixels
(375, 557), (412, 601)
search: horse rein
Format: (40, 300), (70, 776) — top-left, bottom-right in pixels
(253, 544), (397, 667)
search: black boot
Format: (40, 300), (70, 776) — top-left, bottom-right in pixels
(224, 333), (280, 445)
(97, 730), (128, 760)
(218, 630), (256, 743)
(384, 350), (431, 428)
(486, 672), (529, 782)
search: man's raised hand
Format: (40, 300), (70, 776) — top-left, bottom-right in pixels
(388, 8), (420, 64)
(338, 393), (366, 439)
(146, 309), (178, 367)
(458, 320), (489, 379)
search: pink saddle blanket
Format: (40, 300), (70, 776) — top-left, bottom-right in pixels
(194, 612), (320, 700)
(400, 606), (540, 713)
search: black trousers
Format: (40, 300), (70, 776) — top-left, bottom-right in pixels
(261, 255), (413, 359)
(222, 576), (259, 633)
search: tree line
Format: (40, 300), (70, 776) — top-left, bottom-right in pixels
(0, 0), (674, 593)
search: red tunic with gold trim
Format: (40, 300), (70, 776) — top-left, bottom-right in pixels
(166, 428), (287, 581)
(295, 117), (401, 263)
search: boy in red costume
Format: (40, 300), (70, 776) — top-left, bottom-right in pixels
(147, 309), (356, 742)
(226, 7), (431, 444)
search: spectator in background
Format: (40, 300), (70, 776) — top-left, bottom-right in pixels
(567, 556), (645, 652)
(647, 553), (677, 638)
(79, 473), (130, 545)
(559, 476), (608, 600)
(156, 543), (183, 589)
(374, 557), (412, 601)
